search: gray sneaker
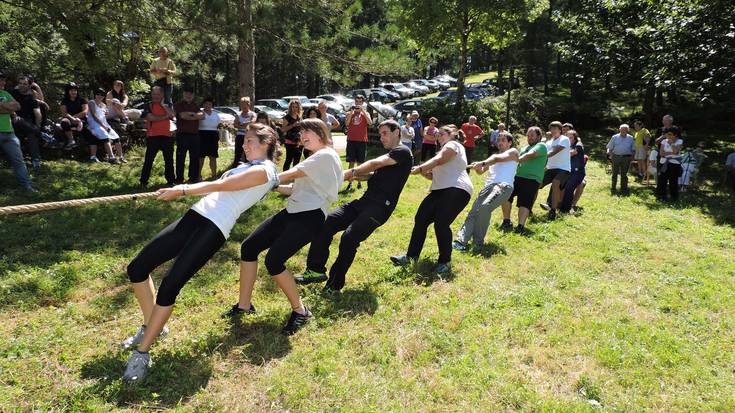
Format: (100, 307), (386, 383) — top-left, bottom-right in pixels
(123, 350), (151, 383)
(121, 325), (169, 350)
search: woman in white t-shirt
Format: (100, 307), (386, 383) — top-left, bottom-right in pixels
(454, 131), (518, 250)
(390, 125), (473, 274)
(198, 97), (223, 179)
(121, 123), (281, 383)
(226, 118), (343, 335)
(657, 126), (684, 201)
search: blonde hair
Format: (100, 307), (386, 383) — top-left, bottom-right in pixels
(288, 99), (303, 117)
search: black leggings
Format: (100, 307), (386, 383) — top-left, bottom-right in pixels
(283, 143), (302, 170)
(233, 133), (247, 166)
(127, 210), (226, 306)
(307, 198), (392, 290)
(241, 208), (325, 275)
(407, 187), (471, 264)
(657, 163), (682, 201)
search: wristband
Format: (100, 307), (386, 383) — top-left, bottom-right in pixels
(182, 185), (188, 196)
(351, 168), (357, 177)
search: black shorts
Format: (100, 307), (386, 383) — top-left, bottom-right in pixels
(346, 140), (367, 163)
(199, 130), (219, 158)
(508, 176), (540, 210)
(541, 168), (570, 188)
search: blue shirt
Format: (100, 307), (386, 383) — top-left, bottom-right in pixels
(607, 133), (635, 156)
(412, 119), (423, 144)
(570, 143), (585, 173)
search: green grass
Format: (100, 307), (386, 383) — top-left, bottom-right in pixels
(1, 131), (735, 411)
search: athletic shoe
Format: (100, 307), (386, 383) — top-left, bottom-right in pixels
(108, 157), (120, 165)
(390, 255), (414, 266)
(433, 262), (451, 274)
(547, 210), (557, 221)
(120, 157), (128, 164)
(539, 203), (551, 211)
(514, 225), (527, 235)
(283, 307), (312, 335)
(294, 270), (327, 285)
(357, 181), (362, 190)
(122, 350), (151, 383)
(24, 186), (39, 193)
(90, 156), (101, 163)
(121, 325), (169, 350)
(452, 240), (468, 252)
(499, 220), (513, 232)
(221, 303), (256, 318)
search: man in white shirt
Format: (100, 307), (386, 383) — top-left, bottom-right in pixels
(726, 151), (735, 192)
(539, 121), (570, 220)
(606, 123), (636, 194)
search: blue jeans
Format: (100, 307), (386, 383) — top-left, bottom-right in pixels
(0, 131), (33, 188)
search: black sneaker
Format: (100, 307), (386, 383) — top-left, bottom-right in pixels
(499, 220), (513, 232)
(547, 210), (557, 221)
(221, 303), (256, 318)
(514, 224), (527, 235)
(294, 270), (327, 285)
(283, 307), (312, 335)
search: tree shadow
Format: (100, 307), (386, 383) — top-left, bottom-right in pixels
(469, 241), (507, 258)
(303, 286), (379, 321)
(639, 186), (735, 227)
(79, 318), (290, 408)
(412, 258), (457, 286)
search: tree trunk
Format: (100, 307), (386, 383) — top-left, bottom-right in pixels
(505, 68), (514, 126)
(456, 13), (469, 115)
(655, 87), (664, 108)
(643, 83), (655, 126)
(238, 0), (255, 100)
(496, 50), (504, 96)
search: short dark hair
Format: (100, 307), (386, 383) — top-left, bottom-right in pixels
(379, 119), (400, 132)
(355, 94), (366, 101)
(202, 97), (214, 104)
(549, 121), (563, 131)
(94, 88), (106, 96)
(664, 126), (681, 136)
(497, 131), (514, 146)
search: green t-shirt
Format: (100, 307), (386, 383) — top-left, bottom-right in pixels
(516, 142), (548, 183)
(0, 90), (14, 133)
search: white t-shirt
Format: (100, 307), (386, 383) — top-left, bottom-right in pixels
(430, 140), (473, 195)
(199, 111), (222, 131)
(659, 139), (684, 164)
(400, 124), (415, 145)
(287, 147), (343, 214)
(236, 110), (256, 135)
(191, 160), (279, 238)
(485, 157), (517, 187)
(648, 149), (658, 161)
(545, 135), (571, 171)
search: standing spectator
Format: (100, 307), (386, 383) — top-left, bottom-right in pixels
(298, 120), (413, 291)
(318, 100), (340, 140)
(410, 111), (424, 162)
(500, 126), (548, 234)
(233, 97), (256, 167)
(606, 124), (635, 194)
(0, 71), (35, 191)
(560, 130), (585, 213)
(174, 85), (203, 184)
(140, 86), (175, 188)
(540, 121), (571, 220)
(725, 150), (735, 192)
(106, 80), (131, 124)
(633, 120), (651, 179)
(198, 97), (223, 180)
(562, 122), (574, 136)
(454, 131), (518, 251)
(255, 111), (271, 127)
(460, 115), (483, 162)
(11, 75), (43, 170)
(281, 99), (303, 170)
(87, 88), (123, 164)
(58, 82), (87, 150)
(344, 94), (372, 191)
(149, 47), (176, 105)
(488, 123), (506, 155)
(302, 108), (320, 159)
(657, 126), (683, 202)
(391, 125), (473, 274)
(421, 117), (439, 161)
(400, 116), (415, 148)
(655, 114), (674, 141)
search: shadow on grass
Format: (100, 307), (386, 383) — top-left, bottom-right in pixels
(305, 286), (379, 320)
(638, 186), (735, 227)
(469, 241), (507, 259)
(80, 318), (290, 408)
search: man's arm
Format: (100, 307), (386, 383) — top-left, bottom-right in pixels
(361, 108), (372, 125)
(0, 100), (20, 113)
(547, 145), (563, 158)
(33, 107), (42, 126)
(345, 153), (398, 181)
(518, 147), (542, 163)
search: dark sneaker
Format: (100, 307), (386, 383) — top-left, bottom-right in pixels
(283, 307), (312, 335)
(499, 220), (513, 232)
(452, 240), (468, 252)
(547, 210), (557, 221)
(514, 225), (528, 235)
(341, 182), (353, 193)
(390, 255), (415, 266)
(221, 303), (256, 318)
(539, 203), (551, 211)
(123, 350), (151, 384)
(433, 262), (451, 274)
(294, 270), (327, 285)
(357, 181), (362, 190)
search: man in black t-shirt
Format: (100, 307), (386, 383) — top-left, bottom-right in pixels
(297, 119), (413, 291)
(11, 75), (42, 169)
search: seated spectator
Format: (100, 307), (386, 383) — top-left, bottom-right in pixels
(59, 82), (88, 149)
(87, 88), (124, 163)
(106, 80), (132, 124)
(10, 75), (43, 170)
(726, 150), (735, 192)
(657, 126), (683, 202)
(679, 141), (706, 191)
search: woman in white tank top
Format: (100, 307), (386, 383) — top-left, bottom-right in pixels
(455, 131), (519, 250)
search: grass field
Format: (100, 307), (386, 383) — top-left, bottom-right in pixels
(1, 129), (735, 411)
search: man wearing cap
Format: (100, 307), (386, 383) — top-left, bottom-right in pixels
(174, 85), (203, 184)
(0, 72), (35, 191)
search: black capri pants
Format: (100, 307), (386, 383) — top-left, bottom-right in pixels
(240, 208), (326, 275)
(127, 210), (226, 306)
(407, 187), (471, 264)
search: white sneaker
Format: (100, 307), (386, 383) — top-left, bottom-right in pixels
(121, 325), (169, 349)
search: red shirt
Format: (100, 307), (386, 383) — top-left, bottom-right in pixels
(145, 102), (172, 137)
(346, 112), (368, 142)
(461, 123), (483, 148)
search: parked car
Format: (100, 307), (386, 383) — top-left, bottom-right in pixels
(253, 105), (285, 126)
(434, 74), (458, 86)
(381, 83), (415, 99)
(255, 98), (289, 111)
(425, 79), (450, 90)
(282, 95), (317, 110)
(211, 108), (236, 125)
(370, 87), (400, 102)
(316, 94), (354, 111)
(366, 101), (398, 125)
(308, 99), (344, 115)
(214, 106), (240, 117)
(437, 89), (483, 101)
(410, 79), (437, 92)
(403, 81), (429, 95)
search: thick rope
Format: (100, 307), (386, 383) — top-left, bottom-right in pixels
(0, 192), (160, 216)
